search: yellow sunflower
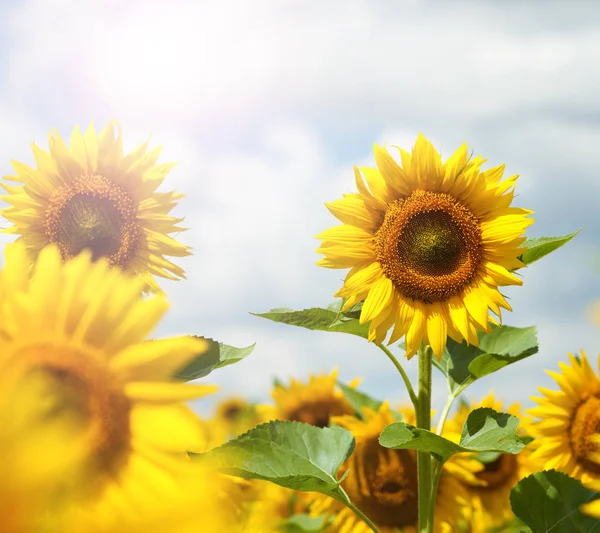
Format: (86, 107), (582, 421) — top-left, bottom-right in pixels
(0, 241), (218, 528)
(443, 394), (534, 531)
(258, 369), (356, 427)
(0, 365), (88, 533)
(528, 351), (600, 485)
(581, 478), (600, 520)
(317, 135), (533, 359)
(1, 122), (190, 292)
(309, 403), (471, 532)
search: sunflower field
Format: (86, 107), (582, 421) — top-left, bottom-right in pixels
(0, 121), (597, 533)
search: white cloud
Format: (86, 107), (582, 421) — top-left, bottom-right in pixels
(1, 0), (599, 417)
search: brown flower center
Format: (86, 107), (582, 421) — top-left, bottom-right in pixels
(342, 438), (418, 527)
(8, 344), (131, 477)
(375, 190), (483, 303)
(44, 175), (141, 266)
(286, 399), (352, 428)
(570, 396), (600, 474)
(473, 454), (518, 491)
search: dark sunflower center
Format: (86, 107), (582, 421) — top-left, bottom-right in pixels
(44, 175), (141, 267)
(287, 399), (353, 428)
(375, 190), (483, 303)
(57, 196), (123, 260)
(342, 438), (418, 527)
(400, 211), (465, 276)
(473, 454), (518, 490)
(570, 396), (600, 474)
(14, 345), (131, 477)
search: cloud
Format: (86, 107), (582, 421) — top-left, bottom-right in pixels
(0, 0), (599, 418)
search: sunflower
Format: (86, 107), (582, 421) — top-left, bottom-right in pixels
(258, 369), (356, 427)
(317, 135), (533, 359)
(443, 394), (534, 531)
(528, 351), (600, 485)
(0, 241), (218, 528)
(309, 403), (470, 532)
(1, 122), (190, 292)
(0, 364), (88, 533)
(581, 478), (600, 519)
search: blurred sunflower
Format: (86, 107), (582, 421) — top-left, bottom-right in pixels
(1, 122), (190, 292)
(528, 351), (600, 485)
(258, 369), (356, 428)
(317, 135), (533, 359)
(310, 403), (470, 532)
(0, 242), (217, 527)
(0, 367), (88, 533)
(443, 394), (534, 531)
(581, 478), (600, 520)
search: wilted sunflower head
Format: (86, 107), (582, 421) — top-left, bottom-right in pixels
(309, 403), (469, 533)
(529, 351), (600, 485)
(258, 369), (355, 428)
(444, 394), (533, 529)
(317, 135), (533, 359)
(1, 122), (190, 292)
(0, 242), (216, 524)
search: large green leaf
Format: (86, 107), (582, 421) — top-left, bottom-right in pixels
(510, 470), (600, 532)
(337, 381), (383, 420)
(174, 337), (256, 381)
(252, 301), (369, 339)
(380, 408), (526, 462)
(433, 325), (538, 394)
(518, 230), (580, 266)
(198, 421), (355, 503)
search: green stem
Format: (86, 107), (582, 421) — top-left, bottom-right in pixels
(342, 492), (382, 533)
(427, 460), (444, 530)
(435, 395), (455, 436)
(416, 344), (433, 533)
(376, 343), (418, 409)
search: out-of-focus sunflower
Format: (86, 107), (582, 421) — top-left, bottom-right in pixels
(444, 394), (534, 531)
(241, 481), (305, 533)
(309, 403), (471, 532)
(581, 478), (600, 520)
(0, 242), (217, 528)
(528, 351), (600, 485)
(0, 367), (88, 533)
(199, 397), (263, 451)
(258, 369), (356, 428)
(317, 135), (533, 359)
(1, 122), (190, 292)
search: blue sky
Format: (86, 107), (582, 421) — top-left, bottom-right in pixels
(1, 0), (599, 416)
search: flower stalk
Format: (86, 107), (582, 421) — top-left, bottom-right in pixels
(416, 343), (433, 533)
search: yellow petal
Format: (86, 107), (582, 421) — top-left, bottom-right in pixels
(111, 337), (209, 381)
(125, 382), (218, 402)
(360, 276), (394, 324)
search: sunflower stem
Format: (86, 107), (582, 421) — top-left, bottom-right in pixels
(376, 343), (418, 409)
(341, 491), (382, 533)
(427, 460), (444, 530)
(435, 395), (455, 435)
(416, 343), (433, 533)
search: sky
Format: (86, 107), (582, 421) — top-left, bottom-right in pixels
(1, 0), (599, 417)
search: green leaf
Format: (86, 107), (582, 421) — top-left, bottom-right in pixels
(336, 381), (383, 420)
(379, 422), (465, 462)
(518, 230), (580, 266)
(380, 408), (525, 462)
(433, 325), (538, 394)
(174, 337), (256, 381)
(510, 470), (600, 532)
(252, 304), (369, 339)
(281, 514), (329, 533)
(198, 421), (355, 503)
(460, 408), (525, 454)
